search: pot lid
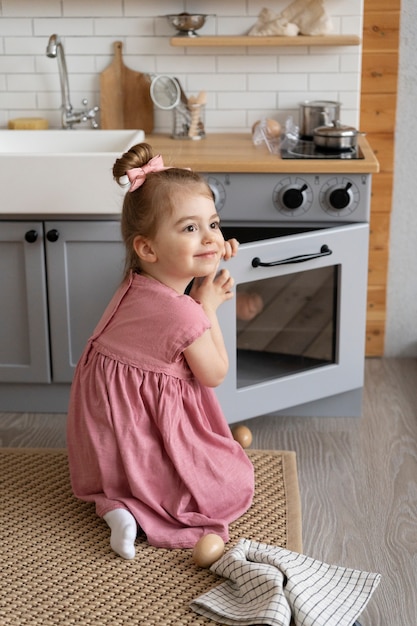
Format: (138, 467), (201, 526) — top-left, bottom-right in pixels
(301, 100), (341, 108)
(314, 121), (357, 137)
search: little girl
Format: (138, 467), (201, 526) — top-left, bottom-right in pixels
(67, 142), (254, 559)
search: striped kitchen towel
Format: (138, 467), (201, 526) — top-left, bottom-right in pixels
(190, 538), (381, 626)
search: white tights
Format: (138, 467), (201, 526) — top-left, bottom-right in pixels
(103, 508), (137, 560)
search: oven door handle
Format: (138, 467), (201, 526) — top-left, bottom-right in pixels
(251, 244), (332, 268)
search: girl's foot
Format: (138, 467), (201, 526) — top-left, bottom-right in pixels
(103, 508), (137, 559)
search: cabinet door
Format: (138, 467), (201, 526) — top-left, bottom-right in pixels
(45, 221), (125, 383)
(0, 221), (50, 383)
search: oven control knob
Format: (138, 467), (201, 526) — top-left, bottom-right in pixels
(328, 182), (353, 210)
(319, 177), (360, 215)
(273, 178), (313, 215)
(282, 184), (308, 209)
(205, 176), (226, 212)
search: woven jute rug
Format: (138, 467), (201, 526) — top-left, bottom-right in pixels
(0, 448), (302, 626)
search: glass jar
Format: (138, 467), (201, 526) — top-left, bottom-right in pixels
(172, 103), (205, 140)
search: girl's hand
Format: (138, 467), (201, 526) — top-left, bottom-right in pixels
(223, 238), (239, 261)
(189, 266), (234, 313)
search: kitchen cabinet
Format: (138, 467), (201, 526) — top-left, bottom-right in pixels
(0, 217), (369, 419)
(0, 222), (50, 383)
(0, 135), (378, 413)
(0, 220), (124, 386)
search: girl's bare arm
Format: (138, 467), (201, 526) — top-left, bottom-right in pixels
(185, 268), (234, 387)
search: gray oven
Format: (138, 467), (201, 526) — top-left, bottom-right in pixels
(205, 170), (371, 424)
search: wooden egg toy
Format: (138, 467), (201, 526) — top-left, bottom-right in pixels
(252, 118), (281, 139)
(192, 534), (225, 568)
(231, 425), (253, 449)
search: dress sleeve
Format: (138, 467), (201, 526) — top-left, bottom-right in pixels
(169, 295), (211, 362)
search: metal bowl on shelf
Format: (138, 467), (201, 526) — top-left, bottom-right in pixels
(165, 13), (208, 37)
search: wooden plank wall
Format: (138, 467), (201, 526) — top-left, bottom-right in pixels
(361, 0), (401, 356)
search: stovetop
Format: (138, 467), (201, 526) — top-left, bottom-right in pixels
(281, 139), (364, 160)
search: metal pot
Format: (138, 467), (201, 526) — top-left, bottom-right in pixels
(313, 122), (364, 151)
(300, 100), (341, 138)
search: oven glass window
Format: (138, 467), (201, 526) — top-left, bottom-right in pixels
(235, 266), (338, 388)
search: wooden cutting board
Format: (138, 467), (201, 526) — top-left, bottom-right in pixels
(100, 41), (154, 133)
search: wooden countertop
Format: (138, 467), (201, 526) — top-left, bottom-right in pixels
(146, 133), (379, 174)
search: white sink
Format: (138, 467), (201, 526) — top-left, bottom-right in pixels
(0, 129), (145, 154)
(0, 129), (145, 216)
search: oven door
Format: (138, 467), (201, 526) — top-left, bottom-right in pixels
(215, 222), (369, 423)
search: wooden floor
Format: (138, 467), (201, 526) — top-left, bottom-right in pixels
(1, 357), (416, 626)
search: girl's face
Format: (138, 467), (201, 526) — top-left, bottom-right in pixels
(135, 190), (225, 292)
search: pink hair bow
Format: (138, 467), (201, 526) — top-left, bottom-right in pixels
(126, 154), (169, 192)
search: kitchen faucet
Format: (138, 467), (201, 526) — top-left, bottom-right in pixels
(46, 34), (99, 129)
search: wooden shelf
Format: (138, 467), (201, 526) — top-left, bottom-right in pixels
(170, 34), (361, 47)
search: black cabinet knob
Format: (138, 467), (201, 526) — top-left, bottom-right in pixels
(24, 229), (38, 243)
(46, 229), (60, 242)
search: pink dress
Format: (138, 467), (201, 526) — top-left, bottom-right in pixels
(67, 272), (254, 549)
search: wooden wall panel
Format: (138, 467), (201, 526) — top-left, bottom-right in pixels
(368, 248), (390, 283)
(365, 320), (386, 356)
(367, 133), (394, 172)
(370, 212), (391, 248)
(361, 0), (400, 356)
(360, 94), (398, 133)
(368, 0), (401, 10)
(370, 174), (394, 212)
(362, 11), (400, 51)
(367, 285), (387, 311)
(361, 53), (399, 94)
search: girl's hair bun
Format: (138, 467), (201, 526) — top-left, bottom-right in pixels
(113, 143), (154, 187)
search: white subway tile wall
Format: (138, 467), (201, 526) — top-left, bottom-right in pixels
(0, 0), (363, 132)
